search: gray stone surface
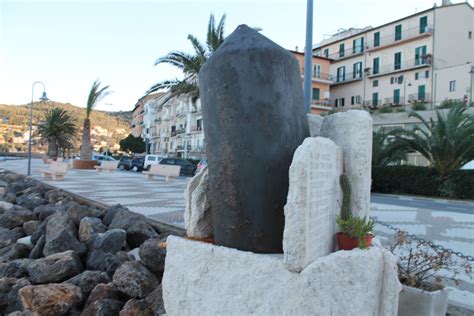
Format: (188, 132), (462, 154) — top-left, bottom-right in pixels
(27, 250), (83, 284)
(321, 110), (373, 218)
(78, 217), (107, 243)
(0, 277), (31, 314)
(43, 213), (86, 256)
(283, 137), (343, 272)
(199, 25), (309, 252)
(65, 270), (110, 299)
(113, 261), (158, 299)
(307, 114), (323, 137)
(183, 167), (212, 238)
(163, 236), (401, 315)
(19, 283), (82, 315)
(139, 237), (166, 275)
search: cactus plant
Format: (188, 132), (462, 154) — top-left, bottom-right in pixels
(339, 174), (352, 221)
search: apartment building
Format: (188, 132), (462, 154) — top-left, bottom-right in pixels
(290, 51), (333, 113)
(314, 1), (474, 110)
(140, 93), (205, 159)
(131, 93), (162, 137)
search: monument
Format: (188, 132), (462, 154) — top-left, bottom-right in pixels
(199, 24), (309, 253)
(164, 25), (401, 315)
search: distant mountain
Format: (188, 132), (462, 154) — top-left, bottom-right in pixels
(0, 101), (132, 152)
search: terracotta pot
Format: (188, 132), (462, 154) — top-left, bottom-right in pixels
(72, 159), (97, 169)
(336, 232), (373, 250)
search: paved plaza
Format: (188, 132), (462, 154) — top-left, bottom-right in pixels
(1, 158), (473, 310)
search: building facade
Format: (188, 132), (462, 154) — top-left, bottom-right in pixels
(290, 51), (333, 113)
(131, 93), (162, 138)
(141, 94), (205, 159)
(314, 2), (473, 110)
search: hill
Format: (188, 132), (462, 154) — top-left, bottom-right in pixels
(0, 101), (132, 153)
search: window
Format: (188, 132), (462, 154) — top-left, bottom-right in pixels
(395, 24), (402, 41)
(469, 31), (472, 39)
(415, 71), (429, 80)
(352, 37), (364, 53)
(394, 89), (400, 104)
(351, 96), (361, 105)
(390, 77), (394, 84)
(425, 70), (429, 78)
(372, 92), (379, 106)
(373, 57), (380, 75)
(323, 48), (329, 57)
(418, 85), (426, 100)
(449, 80), (456, 92)
(415, 72), (419, 80)
(420, 16), (428, 34)
(374, 32), (380, 47)
(340, 98), (345, 107)
(339, 43), (345, 57)
(353, 62), (363, 79)
(351, 96), (355, 105)
(415, 46), (427, 65)
(312, 88), (320, 100)
(373, 80), (379, 87)
(335, 99), (338, 107)
(337, 66), (346, 82)
(394, 52), (402, 70)
(313, 64), (321, 78)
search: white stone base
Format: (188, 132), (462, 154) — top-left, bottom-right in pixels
(163, 236), (401, 315)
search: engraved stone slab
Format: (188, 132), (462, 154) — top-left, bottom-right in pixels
(321, 110), (372, 218)
(283, 137), (343, 272)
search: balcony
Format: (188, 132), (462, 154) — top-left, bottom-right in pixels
(368, 57), (431, 78)
(367, 25), (433, 52)
(171, 131), (177, 137)
(329, 72), (363, 86)
(408, 93), (431, 103)
(176, 128), (186, 135)
(303, 72), (333, 83)
(383, 97), (405, 106)
(190, 126), (203, 133)
(363, 100), (383, 109)
(324, 46), (365, 61)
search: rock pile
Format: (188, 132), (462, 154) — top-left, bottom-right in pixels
(0, 171), (167, 315)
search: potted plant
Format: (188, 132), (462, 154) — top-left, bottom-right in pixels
(336, 174), (374, 250)
(390, 232), (472, 316)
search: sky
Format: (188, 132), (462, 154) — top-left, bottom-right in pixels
(1, 0), (472, 112)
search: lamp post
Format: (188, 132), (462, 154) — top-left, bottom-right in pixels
(28, 81), (49, 176)
(403, 78), (412, 111)
(469, 66), (474, 106)
(304, 0), (314, 113)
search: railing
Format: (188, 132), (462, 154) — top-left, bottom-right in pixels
(408, 93), (431, 103)
(363, 100), (383, 108)
(171, 131), (177, 137)
(190, 126), (203, 132)
(367, 25), (433, 50)
(312, 99), (335, 106)
(369, 57), (431, 76)
(384, 97), (405, 106)
(311, 72), (332, 81)
(322, 46), (365, 61)
(176, 128), (186, 135)
(329, 71), (363, 84)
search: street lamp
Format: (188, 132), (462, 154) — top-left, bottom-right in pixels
(403, 78), (412, 111)
(469, 66), (474, 106)
(28, 81), (49, 176)
(304, 0), (314, 113)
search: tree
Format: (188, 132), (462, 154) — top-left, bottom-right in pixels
(146, 14), (226, 104)
(36, 108), (77, 158)
(119, 134), (145, 153)
(372, 129), (407, 167)
(81, 80), (111, 160)
(390, 105), (474, 176)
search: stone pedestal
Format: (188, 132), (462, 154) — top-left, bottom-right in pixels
(163, 236), (401, 315)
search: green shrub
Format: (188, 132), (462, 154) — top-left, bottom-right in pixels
(372, 166), (474, 199)
(378, 106), (393, 113)
(396, 108), (406, 112)
(439, 99), (464, 109)
(411, 102), (427, 111)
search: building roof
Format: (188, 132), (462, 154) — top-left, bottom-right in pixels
(132, 92), (164, 113)
(314, 2), (473, 50)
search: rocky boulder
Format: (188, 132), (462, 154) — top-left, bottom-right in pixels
(0, 244), (30, 262)
(16, 194), (47, 211)
(22, 220), (40, 236)
(65, 270), (110, 300)
(0, 259), (33, 278)
(138, 238), (166, 275)
(113, 261), (158, 299)
(78, 217), (107, 243)
(0, 277), (31, 314)
(120, 298), (153, 316)
(19, 283), (82, 315)
(27, 250), (83, 284)
(43, 213), (86, 256)
(0, 227), (19, 248)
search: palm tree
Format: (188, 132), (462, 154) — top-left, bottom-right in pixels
(80, 80), (111, 160)
(36, 108), (77, 158)
(372, 129), (407, 167)
(146, 13), (226, 103)
(390, 105), (474, 176)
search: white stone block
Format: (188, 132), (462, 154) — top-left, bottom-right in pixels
(183, 167), (213, 238)
(307, 114), (323, 137)
(283, 137), (343, 272)
(163, 236), (401, 315)
(321, 110), (373, 218)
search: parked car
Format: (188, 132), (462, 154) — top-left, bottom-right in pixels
(130, 157), (145, 172)
(197, 159), (208, 173)
(144, 154), (166, 170)
(117, 156), (132, 170)
(159, 158), (197, 176)
(93, 154), (117, 162)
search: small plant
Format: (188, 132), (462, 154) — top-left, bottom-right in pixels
(389, 232), (472, 291)
(378, 106), (393, 113)
(411, 102), (426, 111)
(439, 99), (464, 109)
(336, 174), (375, 250)
(396, 108), (406, 113)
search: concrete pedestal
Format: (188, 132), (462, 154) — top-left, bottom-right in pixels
(163, 236), (401, 315)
